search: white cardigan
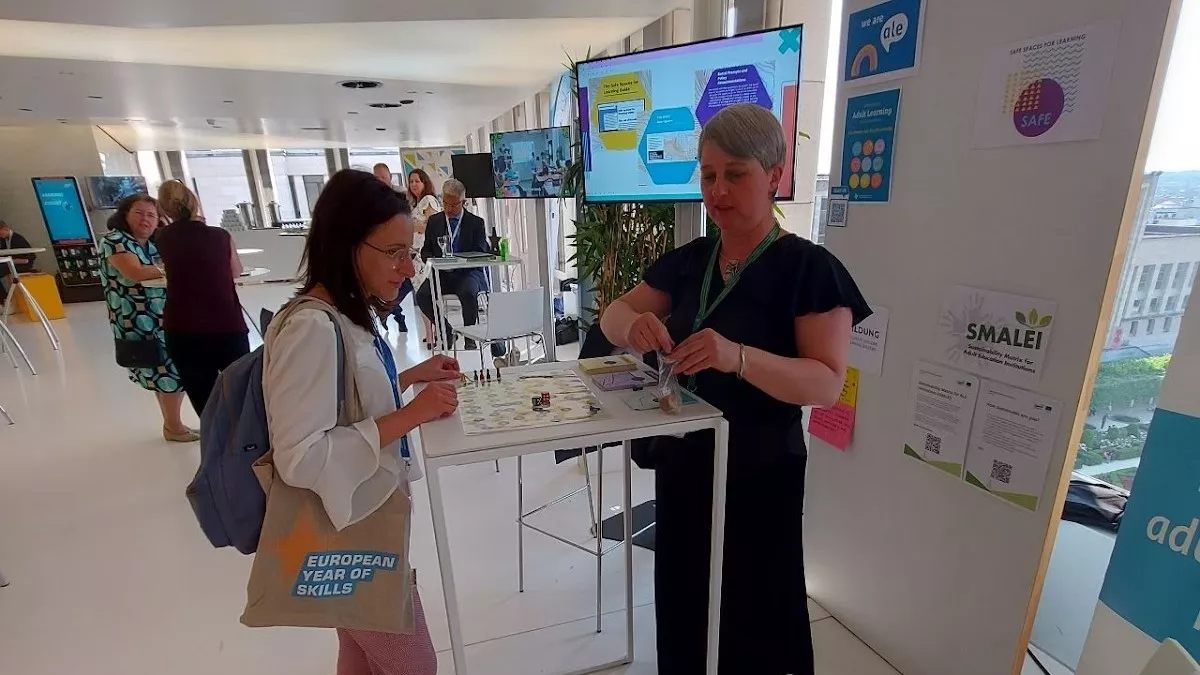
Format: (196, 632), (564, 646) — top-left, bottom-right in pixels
(262, 309), (405, 531)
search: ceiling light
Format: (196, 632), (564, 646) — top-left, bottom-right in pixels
(18, 108), (32, 112)
(368, 102), (400, 109)
(125, 117), (145, 122)
(87, 95), (103, 99)
(301, 126), (328, 131)
(399, 99), (415, 105)
(223, 100), (234, 104)
(425, 91), (434, 95)
(347, 111), (359, 115)
(339, 80), (382, 90)
(376, 127), (387, 131)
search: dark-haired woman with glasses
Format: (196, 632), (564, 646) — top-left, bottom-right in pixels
(262, 169), (460, 675)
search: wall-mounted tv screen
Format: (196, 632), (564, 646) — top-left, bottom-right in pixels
(86, 175), (149, 209)
(489, 127), (573, 199)
(451, 153), (496, 199)
(32, 176), (94, 245)
(576, 24), (803, 203)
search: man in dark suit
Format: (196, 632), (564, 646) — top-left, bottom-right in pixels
(0, 220), (37, 306)
(415, 179), (501, 354)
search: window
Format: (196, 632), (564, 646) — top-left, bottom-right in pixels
(1156, 263), (1173, 290)
(184, 150), (253, 223)
(1133, 298), (1143, 314)
(1138, 264), (1155, 291)
(1129, 320), (1139, 336)
(1148, 318), (1156, 334)
(268, 149), (329, 219)
(1174, 262), (1190, 289)
(1164, 316), (1174, 332)
(1191, 262), (1200, 287)
(1167, 296), (1179, 312)
(348, 147), (403, 186)
(1150, 297), (1161, 313)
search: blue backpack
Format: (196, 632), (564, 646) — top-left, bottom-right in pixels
(186, 298), (347, 554)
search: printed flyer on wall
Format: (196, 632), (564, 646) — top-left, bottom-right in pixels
(962, 380), (1061, 512)
(843, 0), (924, 85)
(849, 305), (889, 376)
(973, 21), (1120, 148)
(810, 367), (860, 451)
(902, 361), (979, 478)
(938, 285), (1058, 388)
(841, 88), (901, 203)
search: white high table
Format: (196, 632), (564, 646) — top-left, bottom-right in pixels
(426, 255), (526, 353)
(1, 248), (61, 351)
(418, 360), (730, 675)
(143, 267), (271, 333)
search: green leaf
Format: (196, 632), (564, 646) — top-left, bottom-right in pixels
(1015, 311), (1027, 326)
(1039, 315), (1053, 327)
(1029, 309), (1040, 325)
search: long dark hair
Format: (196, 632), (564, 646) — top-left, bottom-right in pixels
(107, 194), (157, 234)
(300, 169), (411, 332)
(407, 168), (436, 203)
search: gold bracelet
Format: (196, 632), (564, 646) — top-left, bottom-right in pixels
(737, 344), (747, 380)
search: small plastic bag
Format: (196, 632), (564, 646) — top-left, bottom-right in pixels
(657, 352), (682, 414)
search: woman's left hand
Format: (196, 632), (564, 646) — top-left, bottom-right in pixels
(669, 329), (740, 376)
(408, 354), (461, 384)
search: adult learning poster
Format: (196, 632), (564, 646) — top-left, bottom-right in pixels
(841, 88), (901, 203)
(844, 0), (924, 85)
(938, 285), (1058, 388)
(973, 22), (1120, 148)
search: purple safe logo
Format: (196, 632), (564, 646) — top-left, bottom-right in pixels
(1012, 78), (1064, 138)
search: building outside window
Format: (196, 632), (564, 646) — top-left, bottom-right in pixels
(1173, 261), (1190, 287)
(1165, 316), (1174, 332)
(1148, 318), (1157, 334)
(1150, 297), (1161, 313)
(1167, 296), (1178, 311)
(268, 149), (329, 220)
(1132, 298), (1143, 313)
(349, 148), (404, 187)
(184, 150), (253, 224)
(1138, 264), (1155, 291)
(1129, 320), (1139, 337)
(1156, 262), (1173, 289)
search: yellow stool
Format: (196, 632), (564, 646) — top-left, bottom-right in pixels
(12, 272), (66, 321)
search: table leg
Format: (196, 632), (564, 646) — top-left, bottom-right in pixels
(595, 446), (604, 634)
(0, 317), (35, 374)
(0, 402), (12, 425)
(623, 440), (635, 662)
(427, 461), (469, 674)
(9, 263), (60, 351)
(705, 419), (730, 675)
(517, 454), (525, 593)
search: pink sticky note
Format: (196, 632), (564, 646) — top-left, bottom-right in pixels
(809, 402), (856, 451)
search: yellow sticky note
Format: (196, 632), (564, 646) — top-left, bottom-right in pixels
(839, 367), (860, 408)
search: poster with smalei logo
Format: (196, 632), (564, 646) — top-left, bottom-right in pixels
(938, 285), (1058, 387)
(973, 22), (1120, 148)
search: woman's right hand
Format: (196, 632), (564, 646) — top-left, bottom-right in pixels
(627, 312), (674, 355)
(406, 382), (458, 424)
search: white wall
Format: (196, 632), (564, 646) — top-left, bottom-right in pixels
(0, 125), (106, 273)
(804, 2), (1177, 675)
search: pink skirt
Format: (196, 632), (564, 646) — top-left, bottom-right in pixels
(336, 588), (437, 675)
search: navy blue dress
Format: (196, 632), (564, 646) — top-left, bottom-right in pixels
(642, 233), (871, 675)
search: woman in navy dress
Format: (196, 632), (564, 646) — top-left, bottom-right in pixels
(601, 103), (871, 674)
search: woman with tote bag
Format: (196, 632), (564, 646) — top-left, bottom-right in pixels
(255, 169), (460, 675)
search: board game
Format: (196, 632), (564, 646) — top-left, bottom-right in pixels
(457, 369), (603, 435)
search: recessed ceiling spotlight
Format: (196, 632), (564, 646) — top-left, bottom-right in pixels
(18, 108), (32, 112)
(87, 95), (103, 99)
(58, 71), (75, 76)
(425, 91), (434, 95)
(339, 80), (382, 90)
(347, 111), (359, 115)
(399, 99), (415, 105)
(223, 99), (234, 104)
(126, 117), (145, 122)
(301, 126), (328, 131)
(368, 102), (400, 109)
(375, 127), (387, 131)
(407, 90), (418, 94)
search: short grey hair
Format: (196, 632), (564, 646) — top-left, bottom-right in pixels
(698, 103), (787, 171)
(441, 178), (466, 198)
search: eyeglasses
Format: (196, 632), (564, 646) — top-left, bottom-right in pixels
(363, 241), (412, 262)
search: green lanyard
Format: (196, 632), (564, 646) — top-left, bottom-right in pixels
(684, 223), (781, 391)
(691, 223), (781, 333)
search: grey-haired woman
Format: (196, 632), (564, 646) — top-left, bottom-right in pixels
(601, 103), (872, 674)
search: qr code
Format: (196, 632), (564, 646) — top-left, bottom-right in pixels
(923, 433), (942, 455)
(829, 201), (848, 226)
(990, 459), (1014, 484)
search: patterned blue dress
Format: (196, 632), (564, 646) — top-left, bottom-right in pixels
(98, 230), (183, 393)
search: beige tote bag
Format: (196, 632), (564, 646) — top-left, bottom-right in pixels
(240, 298), (415, 634)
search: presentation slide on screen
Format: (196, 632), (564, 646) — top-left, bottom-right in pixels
(490, 127), (573, 199)
(33, 177), (92, 243)
(577, 26), (802, 203)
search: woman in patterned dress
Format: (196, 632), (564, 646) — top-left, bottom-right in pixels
(99, 194), (199, 443)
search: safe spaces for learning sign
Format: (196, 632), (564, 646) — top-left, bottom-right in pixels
(844, 0), (923, 85)
(841, 88), (901, 203)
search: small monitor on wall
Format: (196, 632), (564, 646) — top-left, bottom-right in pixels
(489, 127), (574, 199)
(451, 153), (497, 199)
(575, 24), (803, 203)
(86, 175), (149, 209)
(32, 176), (94, 245)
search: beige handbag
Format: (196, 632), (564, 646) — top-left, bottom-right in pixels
(240, 299), (415, 634)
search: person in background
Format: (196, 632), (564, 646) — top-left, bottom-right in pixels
(155, 179), (250, 417)
(601, 104), (872, 675)
(263, 169), (459, 675)
(0, 220), (37, 306)
(415, 179), (502, 355)
(404, 168), (439, 346)
(99, 195), (198, 443)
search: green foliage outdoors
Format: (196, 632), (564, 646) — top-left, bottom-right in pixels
(1075, 354), (1170, 470)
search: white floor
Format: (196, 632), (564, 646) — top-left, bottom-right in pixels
(0, 284), (1037, 675)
